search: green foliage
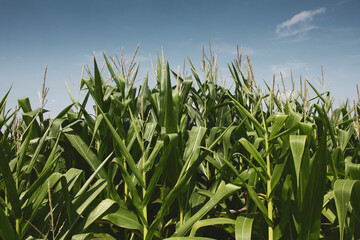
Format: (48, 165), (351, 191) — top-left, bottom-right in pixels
(0, 49), (359, 240)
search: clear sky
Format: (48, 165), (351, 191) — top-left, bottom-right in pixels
(1, 0), (359, 115)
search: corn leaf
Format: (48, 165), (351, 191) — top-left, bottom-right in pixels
(235, 215), (255, 240)
(334, 179), (360, 240)
(173, 183), (241, 237)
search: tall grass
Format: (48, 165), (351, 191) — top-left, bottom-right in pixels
(0, 47), (360, 240)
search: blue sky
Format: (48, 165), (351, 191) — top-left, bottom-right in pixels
(1, 0), (359, 114)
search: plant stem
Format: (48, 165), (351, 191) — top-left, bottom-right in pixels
(142, 155), (148, 239)
(16, 218), (20, 237)
(5, 188), (8, 216)
(123, 153), (127, 202)
(143, 204), (148, 239)
(265, 132), (273, 240)
(179, 207), (184, 227)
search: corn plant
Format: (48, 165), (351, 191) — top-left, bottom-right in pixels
(0, 48), (360, 240)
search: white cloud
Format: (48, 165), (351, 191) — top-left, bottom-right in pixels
(337, 0), (354, 5)
(276, 7), (326, 39)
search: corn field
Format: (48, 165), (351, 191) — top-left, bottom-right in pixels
(0, 49), (360, 240)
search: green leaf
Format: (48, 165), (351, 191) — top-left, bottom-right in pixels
(18, 97), (32, 113)
(144, 134), (178, 205)
(146, 125), (233, 240)
(189, 218), (236, 236)
(239, 138), (268, 179)
(172, 183), (241, 237)
(235, 215), (255, 240)
(180, 126), (207, 177)
(202, 148), (271, 226)
(97, 106), (145, 188)
(159, 52), (177, 134)
(83, 199), (116, 229)
(74, 179), (107, 214)
(299, 119), (328, 240)
(290, 135), (307, 187)
(64, 131), (107, 179)
(346, 161), (360, 180)
(103, 53), (123, 94)
(269, 114), (288, 139)
(74, 153), (113, 202)
(225, 91), (265, 135)
(338, 129), (352, 152)
(72, 233), (93, 240)
(110, 158), (146, 225)
(0, 146), (21, 218)
(102, 207), (143, 232)
(93, 56), (104, 109)
(60, 179), (107, 240)
(20, 172), (63, 238)
(334, 179), (360, 240)
(0, 206), (17, 240)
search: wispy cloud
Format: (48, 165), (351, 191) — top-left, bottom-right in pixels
(276, 7), (326, 40)
(337, 0), (354, 5)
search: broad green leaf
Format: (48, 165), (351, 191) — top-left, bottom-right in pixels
(74, 152), (112, 201)
(0, 146), (21, 218)
(290, 135), (307, 187)
(19, 117), (52, 192)
(172, 183), (241, 237)
(159, 52), (177, 134)
(60, 179), (107, 240)
(338, 129), (352, 152)
(226, 91), (265, 135)
(269, 114), (288, 139)
(128, 108), (144, 151)
(189, 218), (236, 236)
(72, 233), (93, 240)
(20, 172), (63, 238)
(20, 154), (62, 205)
(181, 126), (207, 175)
(97, 106), (145, 187)
(144, 134), (178, 205)
(334, 179), (360, 240)
(0, 206), (17, 240)
(346, 161), (360, 180)
(65, 131), (107, 179)
(188, 57), (204, 94)
(239, 138), (268, 178)
(222, 126), (237, 159)
(83, 199), (116, 229)
(299, 119), (328, 240)
(89, 113), (103, 150)
(93, 233), (117, 240)
(110, 158), (146, 225)
(202, 148), (270, 225)
(18, 97), (32, 113)
(74, 179), (107, 214)
(146, 125), (233, 240)
(235, 215), (255, 240)
(93, 56), (104, 109)
(144, 140), (164, 171)
(102, 207), (143, 232)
